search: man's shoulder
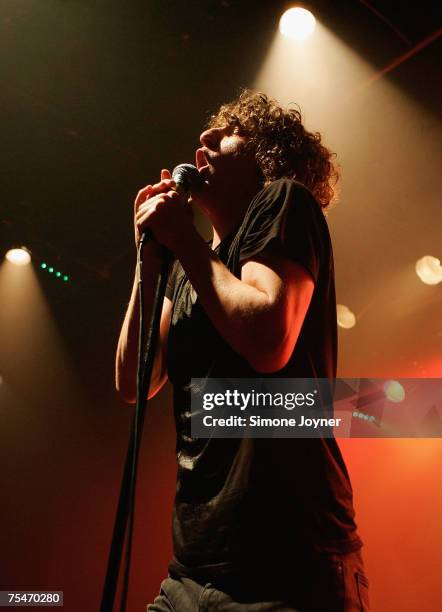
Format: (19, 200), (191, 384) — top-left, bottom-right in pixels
(247, 179), (324, 228)
(269, 178), (320, 201)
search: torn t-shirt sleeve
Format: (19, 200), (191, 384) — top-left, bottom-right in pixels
(235, 179), (326, 284)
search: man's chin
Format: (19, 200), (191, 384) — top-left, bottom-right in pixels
(190, 181), (215, 213)
(190, 178), (209, 200)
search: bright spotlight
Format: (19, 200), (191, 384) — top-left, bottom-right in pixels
(415, 255), (442, 285)
(337, 304), (356, 329)
(279, 7), (316, 42)
(5, 248), (31, 266)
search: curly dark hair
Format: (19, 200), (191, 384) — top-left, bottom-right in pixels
(208, 88), (339, 210)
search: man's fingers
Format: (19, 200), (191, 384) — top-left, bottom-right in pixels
(135, 174), (174, 206)
(149, 179), (176, 196)
(136, 191), (179, 222)
(134, 184), (153, 210)
(134, 174), (176, 219)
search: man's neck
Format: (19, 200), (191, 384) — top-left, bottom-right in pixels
(210, 214), (242, 250)
(200, 182), (263, 250)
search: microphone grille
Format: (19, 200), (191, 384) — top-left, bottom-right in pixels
(172, 163), (203, 194)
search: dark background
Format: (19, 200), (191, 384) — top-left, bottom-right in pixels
(0, 1), (441, 610)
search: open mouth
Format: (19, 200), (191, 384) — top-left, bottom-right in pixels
(196, 148), (210, 172)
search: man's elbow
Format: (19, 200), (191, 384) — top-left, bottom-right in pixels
(115, 371), (166, 404)
(246, 347), (292, 374)
(115, 376), (137, 404)
(244, 327), (295, 373)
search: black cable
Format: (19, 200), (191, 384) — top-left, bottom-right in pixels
(119, 236), (172, 611)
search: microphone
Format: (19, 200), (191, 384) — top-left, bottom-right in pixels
(140, 164), (203, 246)
(171, 163), (204, 195)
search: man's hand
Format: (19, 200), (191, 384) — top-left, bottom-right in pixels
(134, 168), (195, 252)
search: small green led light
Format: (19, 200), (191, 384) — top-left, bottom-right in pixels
(56, 271), (61, 277)
(63, 275), (69, 282)
(41, 263), (47, 269)
(48, 267), (54, 273)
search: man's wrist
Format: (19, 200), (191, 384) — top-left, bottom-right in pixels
(138, 228), (173, 255)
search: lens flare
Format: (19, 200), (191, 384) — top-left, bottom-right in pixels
(415, 255), (442, 285)
(337, 304), (356, 329)
(383, 380), (405, 403)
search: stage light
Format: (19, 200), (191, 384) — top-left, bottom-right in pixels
(5, 248), (31, 266)
(415, 255), (442, 285)
(383, 380), (405, 403)
(337, 304), (356, 329)
(279, 7), (316, 41)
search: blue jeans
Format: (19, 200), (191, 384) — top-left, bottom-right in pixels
(147, 549), (370, 611)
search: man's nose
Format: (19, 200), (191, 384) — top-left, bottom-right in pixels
(199, 127), (223, 149)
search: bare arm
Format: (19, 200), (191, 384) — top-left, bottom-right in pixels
(115, 170), (176, 404)
(115, 258), (172, 403)
(173, 229), (314, 373)
(128, 175), (314, 375)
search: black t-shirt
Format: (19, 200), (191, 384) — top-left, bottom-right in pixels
(164, 179), (362, 584)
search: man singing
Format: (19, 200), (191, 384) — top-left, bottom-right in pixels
(116, 90), (370, 611)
